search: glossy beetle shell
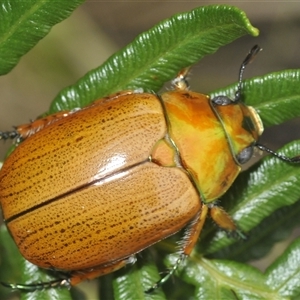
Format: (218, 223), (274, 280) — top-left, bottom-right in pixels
(0, 88), (261, 276)
(0, 93), (201, 271)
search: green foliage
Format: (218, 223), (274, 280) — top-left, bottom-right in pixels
(0, 2), (300, 300)
(0, 0), (85, 75)
(49, 4), (258, 113)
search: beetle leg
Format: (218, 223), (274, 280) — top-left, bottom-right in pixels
(180, 204), (209, 255)
(209, 204), (236, 231)
(146, 205), (209, 293)
(0, 278), (70, 292)
(69, 256), (136, 286)
(171, 68), (191, 90)
(209, 203), (246, 239)
(0, 256), (135, 291)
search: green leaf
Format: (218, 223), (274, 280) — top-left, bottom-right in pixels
(172, 254), (282, 300)
(49, 5), (258, 113)
(207, 197), (300, 263)
(265, 237), (300, 298)
(0, 224), (22, 299)
(0, 0), (85, 75)
(163, 236), (300, 299)
(112, 252), (165, 300)
(210, 69), (300, 128)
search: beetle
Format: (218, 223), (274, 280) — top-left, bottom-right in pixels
(0, 45), (299, 293)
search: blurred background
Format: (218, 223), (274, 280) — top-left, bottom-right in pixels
(0, 1), (300, 297)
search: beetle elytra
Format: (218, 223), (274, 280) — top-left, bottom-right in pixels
(0, 45), (299, 293)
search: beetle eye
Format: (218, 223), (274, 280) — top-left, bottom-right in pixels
(236, 146), (254, 164)
(212, 96), (233, 106)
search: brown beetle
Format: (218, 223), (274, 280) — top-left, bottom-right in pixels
(0, 46), (299, 292)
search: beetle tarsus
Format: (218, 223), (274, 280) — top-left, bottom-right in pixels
(0, 130), (20, 141)
(226, 228), (247, 240)
(145, 253), (186, 294)
(0, 278), (70, 291)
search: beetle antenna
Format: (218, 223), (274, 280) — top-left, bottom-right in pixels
(256, 143), (300, 163)
(234, 45), (262, 102)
